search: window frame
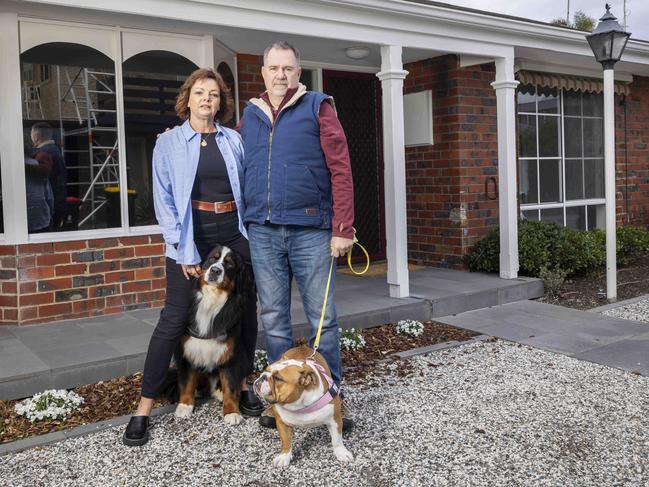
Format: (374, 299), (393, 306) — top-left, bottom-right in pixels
(517, 85), (605, 231)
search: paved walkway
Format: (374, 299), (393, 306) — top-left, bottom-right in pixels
(0, 268), (543, 400)
(437, 299), (649, 375)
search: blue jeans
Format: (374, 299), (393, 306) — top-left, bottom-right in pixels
(248, 223), (342, 385)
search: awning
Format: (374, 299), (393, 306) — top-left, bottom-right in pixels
(516, 70), (631, 96)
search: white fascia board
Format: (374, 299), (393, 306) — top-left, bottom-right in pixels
(15, 0), (649, 66)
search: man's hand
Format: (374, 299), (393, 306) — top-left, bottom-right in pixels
(330, 236), (354, 258)
(181, 264), (202, 280)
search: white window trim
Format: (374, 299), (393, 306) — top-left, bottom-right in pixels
(1, 17), (213, 244)
(519, 86), (606, 229)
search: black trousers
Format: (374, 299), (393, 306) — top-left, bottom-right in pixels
(141, 211), (257, 398)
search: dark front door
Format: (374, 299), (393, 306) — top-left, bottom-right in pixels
(322, 70), (385, 261)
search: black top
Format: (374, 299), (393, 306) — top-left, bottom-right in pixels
(191, 133), (234, 201)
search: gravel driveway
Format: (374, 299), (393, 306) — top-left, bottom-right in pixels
(2, 340), (648, 487)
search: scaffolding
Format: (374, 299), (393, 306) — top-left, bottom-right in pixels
(57, 66), (119, 227)
(22, 80), (44, 120)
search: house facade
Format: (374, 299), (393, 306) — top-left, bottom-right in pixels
(1, 0), (649, 325)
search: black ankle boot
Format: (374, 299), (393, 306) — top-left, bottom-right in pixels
(239, 390), (264, 417)
(122, 416), (150, 447)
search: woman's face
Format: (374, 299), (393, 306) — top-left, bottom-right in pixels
(187, 78), (220, 121)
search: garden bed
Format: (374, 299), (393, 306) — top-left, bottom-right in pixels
(0, 320), (475, 445)
(541, 253), (649, 310)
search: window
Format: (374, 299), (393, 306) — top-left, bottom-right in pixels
(21, 43), (119, 232)
(517, 85), (605, 231)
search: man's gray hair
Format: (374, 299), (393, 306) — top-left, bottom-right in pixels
(263, 41), (301, 67)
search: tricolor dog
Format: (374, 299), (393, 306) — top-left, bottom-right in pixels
(254, 346), (354, 467)
(174, 244), (253, 425)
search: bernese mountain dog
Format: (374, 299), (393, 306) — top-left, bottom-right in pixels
(173, 244), (253, 425)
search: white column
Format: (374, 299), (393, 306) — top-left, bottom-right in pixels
(0, 13), (28, 244)
(491, 57), (520, 279)
(603, 68), (617, 301)
(377, 45), (409, 298)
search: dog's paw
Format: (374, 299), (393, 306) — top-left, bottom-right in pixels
(333, 446), (354, 463)
(174, 403), (194, 419)
(223, 412), (243, 425)
(272, 452), (293, 468)
(212, 388), (223, 402)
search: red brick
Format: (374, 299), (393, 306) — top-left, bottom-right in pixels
(151, 278), (166, 290)
(0, 295), (17, 307)
(19, 293), (55, 306)
(17, 243), (54, 255)
(105, 270), (135, 283)
(122, 281), (151, 293)
(134, 244), (164, 257)
(2, 281), (17, 294)
(17, 256), (36, 269)
(3, 308), (18, 321)
(89, 261), (119, 273)
(104, 247), (134, 260)
(56, 264), (88, 277)
(38, 277), (72, 292)
(87, 238), (120, 249)
(38, 302), (72, 318)
(20, 282), (37, 294)
(19, 307), (38, 321)
(0, 257), (16, 269)
(53, 240), (86, 252)
(73, 298), (106, 313)
(19, 267), (56, 280)
(106, 294), (135, 307)
(119, 236), (149, 246)
(37, 253), (71, 266)
(0, 245), (16, 256)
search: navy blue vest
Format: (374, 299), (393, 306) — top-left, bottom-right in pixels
(240, 91), (332, 229)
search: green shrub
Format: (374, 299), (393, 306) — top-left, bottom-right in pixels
(539, 265), (568, 297)
(464, 221), (649, 278)
(617, 226), (649, 265)
(463, 227), (499, 273)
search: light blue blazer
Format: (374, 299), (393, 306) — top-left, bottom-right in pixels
(152, 120), (246, 265)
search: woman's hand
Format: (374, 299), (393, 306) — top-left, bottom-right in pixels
(181, 264), (202, 280)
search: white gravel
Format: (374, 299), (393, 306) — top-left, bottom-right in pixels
(2, 340), (648, 486)
(602, 297), (649, 324)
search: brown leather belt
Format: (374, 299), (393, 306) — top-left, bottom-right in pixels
(191, 199), (237, 214)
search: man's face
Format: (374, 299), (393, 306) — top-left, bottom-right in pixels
(261, 48), (301, 98)
(30, 128), (38, 146)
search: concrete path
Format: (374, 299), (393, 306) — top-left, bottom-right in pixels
(0, 268), (542, 400)
(437, 300), (649, 375)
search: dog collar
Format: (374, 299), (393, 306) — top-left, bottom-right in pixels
(292, 360), (339, 414)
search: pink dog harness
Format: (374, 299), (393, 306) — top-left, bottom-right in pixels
(293, 360), (339, 414)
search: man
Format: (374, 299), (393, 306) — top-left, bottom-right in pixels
(31, 122), (67, 230)
(239, 41), (355, 430)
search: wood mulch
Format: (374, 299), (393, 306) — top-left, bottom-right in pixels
(541, 253), (649, 310)
(0, 320), (474, 445)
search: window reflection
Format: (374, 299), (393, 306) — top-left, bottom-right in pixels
(122, 51), (198, 227)
(21, 42), (118, 231)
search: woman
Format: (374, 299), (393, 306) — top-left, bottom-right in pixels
(123, 68), (263, 447)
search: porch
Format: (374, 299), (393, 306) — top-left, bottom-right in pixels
(0, 266), (543, 400)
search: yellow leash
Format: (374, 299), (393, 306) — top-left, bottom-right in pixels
(311, 234), (370, 355)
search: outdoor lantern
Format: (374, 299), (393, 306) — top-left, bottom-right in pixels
(586, 4), (631, 301)
(586, 4), (631, 69)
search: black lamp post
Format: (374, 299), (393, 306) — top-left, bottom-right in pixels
(587, 4), (631, 70)
(586, 4), (630, 301)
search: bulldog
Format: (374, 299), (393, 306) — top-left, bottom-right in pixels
(254, 346), (354, 467)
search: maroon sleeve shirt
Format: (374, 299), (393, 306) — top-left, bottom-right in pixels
(237, 90), (354, 239)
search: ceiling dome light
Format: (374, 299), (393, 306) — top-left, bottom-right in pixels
(345, 46), (371, 60)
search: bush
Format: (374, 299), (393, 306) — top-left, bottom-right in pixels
(464, 221), (649, 278)
(617, 226), (649, 265)
(253, 349), (269, 372)
(539, 265), (568, 297)
(15, 389), (84, 422)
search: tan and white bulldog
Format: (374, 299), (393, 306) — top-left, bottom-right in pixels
(254, 346), (354, 467)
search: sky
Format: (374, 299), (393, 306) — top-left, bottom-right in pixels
(443, 0), (648, 41)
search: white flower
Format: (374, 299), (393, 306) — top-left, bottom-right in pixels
(396, 319), (425, 337)
(14, 389), (84, 422)
(253, 349), (269, 372)
(339, 328), (366, 351)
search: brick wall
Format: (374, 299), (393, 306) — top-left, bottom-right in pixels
(617, 75), (649, 226)
(404, 55), (498, 268)
(0, 235), (165, 325)
(237, 54), (265, 116)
